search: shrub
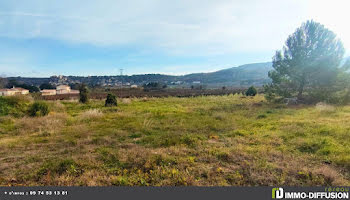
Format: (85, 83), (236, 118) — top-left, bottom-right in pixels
(28, 101), (49, 117)
(105, 93), (117, 107)
(245, 86), (257, 96)
(79, 84), (89, 103)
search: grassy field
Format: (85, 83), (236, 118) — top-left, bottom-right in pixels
(0, 94), (349, 186)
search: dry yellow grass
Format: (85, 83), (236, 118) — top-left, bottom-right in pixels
(121, 98), (132, 104)
(79, 109), (104, 121)
(315, 102), (336, 112)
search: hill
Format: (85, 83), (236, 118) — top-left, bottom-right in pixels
(181, 62), (272, 86)
(6, 62), (272, 88)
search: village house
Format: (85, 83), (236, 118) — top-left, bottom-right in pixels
(41, 89), (57, 96)
(70, 90), (80, 94)
(56, 85), (71, 94)
(0, 87), (30, 96)
(40, 85), (79, 96)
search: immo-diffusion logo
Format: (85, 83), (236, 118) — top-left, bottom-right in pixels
(272, 187), (349, 199)
(272, 188), (284, 199)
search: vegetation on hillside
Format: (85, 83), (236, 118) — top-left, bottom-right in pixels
(6, 79), (40, 93)
(0, 78), (7, 89)
(39, 83), (55, 90)
(0, 95), (349, 186)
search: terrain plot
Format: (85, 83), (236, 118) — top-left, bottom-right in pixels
(0, 95), (349, 186)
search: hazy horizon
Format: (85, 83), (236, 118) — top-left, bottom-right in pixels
(2, 61), (274, 78)
(1, 0), (350, 77)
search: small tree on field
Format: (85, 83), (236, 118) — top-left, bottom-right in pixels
(245, 86), (257, 96)
(265, 20), (348, 103)
(105, 93), (117, 107)
(79, 84), (89, 104)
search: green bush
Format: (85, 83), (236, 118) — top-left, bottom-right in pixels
(245, 86), (257, 96)
(28, 101), (49, 117)
(105, 93), (117, 107)
(0, 96), (31, 117)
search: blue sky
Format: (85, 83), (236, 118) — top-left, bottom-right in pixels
(0, 0), (349, 77)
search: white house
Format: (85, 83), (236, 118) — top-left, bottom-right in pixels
(0, 87), (29, 96)
(41, 85), (79, 96)
(56, 85), (71, 94)
(41, 89), (57, 96)
(0, 89), (14, 96)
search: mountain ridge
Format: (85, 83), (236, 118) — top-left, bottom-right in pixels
(7, 61), (273, 87)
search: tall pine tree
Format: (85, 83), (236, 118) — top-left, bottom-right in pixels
(265, 20), (347, 102)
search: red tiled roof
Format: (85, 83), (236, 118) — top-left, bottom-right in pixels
(13, 87), (29, 91)
(0, 88), (29, 92)
(41, 89), (56, 92)
(0, 89), (11, 91)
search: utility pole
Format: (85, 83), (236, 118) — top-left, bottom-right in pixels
(119, 68), (124, 87)
(119, 68), (124, 97)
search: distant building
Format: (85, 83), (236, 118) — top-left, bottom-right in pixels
(69, 90), (80, 94)
(41, 89), (57, 96)
(40, 85), (79, 96)
(56, 85), (71, 94)
(0, 87), (29, 96)
(131, 85), (138, 88)
(192, 81), (201, 84)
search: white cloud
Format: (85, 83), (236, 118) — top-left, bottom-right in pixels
(0, 0), (349, 57)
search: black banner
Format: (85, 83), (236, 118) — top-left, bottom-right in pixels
(0, 187), (349, 200)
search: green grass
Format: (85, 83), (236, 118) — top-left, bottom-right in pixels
(0, 96), (32, 117)
(0, 94), (349, 186)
